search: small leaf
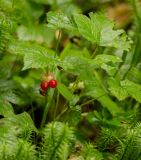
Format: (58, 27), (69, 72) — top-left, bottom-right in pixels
(80, 71), (121, 116)
(57, 83), (79, 105)
(1, 91), (26, 105)
(47, 11), (76, 32)
(0, 99), (14, 117)
(3, 112), (38, 136)
(91, 54), (122, 68)
(121, 79), (141, 103)
(74, 14), (100, 44)
(108, 78), (128, 100)
(82, 143), (103, 160)
(61, 46), (91, 75)
(17, 25), (54, 44)
(61, 105), (81, 126)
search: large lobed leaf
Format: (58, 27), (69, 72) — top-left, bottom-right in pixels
(108, 78), (141, 103)
(8, 41), (58, 70)
(74, 13), (130, 51)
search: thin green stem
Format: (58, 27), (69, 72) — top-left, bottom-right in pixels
(55, 102), (68, 120)
(40, 29), (62, 127)
(80, 93), (106, 107)
(91, 44), (98, 59)
(93, 70), (108, 93)
(7, 53), (20, 79)
(12, 0), (15, 8)
(53, 91), (60, 120)
(131, 0), (141, 27)
(40, 89), (55, 128)
(55, 30), (61, 57)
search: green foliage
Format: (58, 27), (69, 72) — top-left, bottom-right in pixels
(108, 78), (141, 102)
(40, 122), (75, 160)
(81, 143), (103, 160)
(0, 101), (37, 160)
(0, 9), (13, 53)
(97, 128), (122, 154)
(75, 12), (131, 50)
(0, 100), (14, 117)
(9, 41), (56, 70)
(47, 11), (76, 32)
(119, 123), (141, 160)
(60, 105), (82, 126)
(47, 11), (131, 50)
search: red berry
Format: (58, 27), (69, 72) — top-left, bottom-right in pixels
(40, 81), (49, 91)
(49, 79), (57, 88)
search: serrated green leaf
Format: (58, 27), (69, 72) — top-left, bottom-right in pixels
(74, 14), (100, 43)
(60, 43), (91, 75)
(101, 64), (117, 76)
(60, 43), (91, 60)
(8, 41), (58, 70)
(1, 91), (26, 105)
(91, 54), (122, 68)
(127, 67), (141, 83)
(74, 13), (130, 50)
(108, 78), (141, 102)
(22, 44), (56, 70)
(62, 55), (90, 75)
(17, 25), (54, 44)
(0, 99), (14, 117)
(121, 79), (141, 103)
(3, 112), (38, 135)
(47, 11), (76, 32)
(108, 78), (128, 100)
(22, 48), (55, 70)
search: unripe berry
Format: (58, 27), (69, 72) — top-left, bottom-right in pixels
(42, 73), (54, 82)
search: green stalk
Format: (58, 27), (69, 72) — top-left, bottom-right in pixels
(40, 29), (62, 127)
(40, 89), (54, 128)
(53, 91), (60, 120)
(93, 70), (108, 93)
(131, 0), (141, 27)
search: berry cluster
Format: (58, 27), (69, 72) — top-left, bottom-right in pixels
(40, 73), (57, 96)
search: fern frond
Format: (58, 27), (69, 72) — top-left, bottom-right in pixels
(0, 112), (37, 160)
(15, 139), (37, 160)
(40, 121), (75, 160)
(81, 143), (103, 160)
(0, 17), (11, 53)
(0, 125), (18, 160)
(97, 128), (123, 155)
(2, 112), (38, 139)
(119, 123), (141, 160)
(0, 7), (15, 54)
